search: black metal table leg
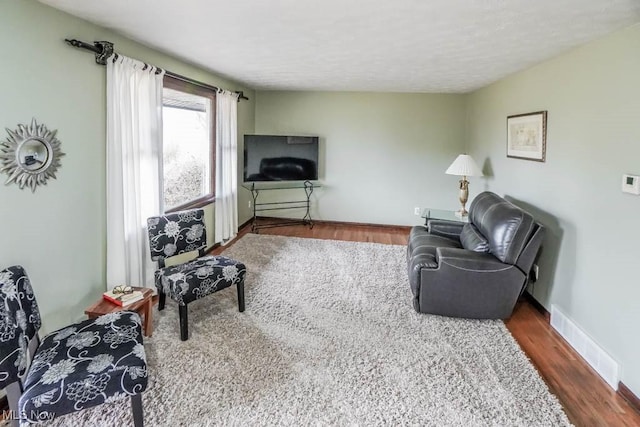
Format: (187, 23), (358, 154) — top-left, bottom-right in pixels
(303, 180), (314, 229)
(251, 184), (259, 233)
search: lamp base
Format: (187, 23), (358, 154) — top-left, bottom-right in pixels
(458, 177), (469, 217)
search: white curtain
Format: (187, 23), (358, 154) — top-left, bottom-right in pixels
(106, 55), (165, 289)
(215, 90), (239, 243)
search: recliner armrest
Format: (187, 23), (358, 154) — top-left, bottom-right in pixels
(435, 247), (513, 272)
(427, 220), (464, 240)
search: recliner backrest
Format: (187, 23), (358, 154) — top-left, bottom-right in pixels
(514, 224), (545, 275)
(469, 192), (535, 265)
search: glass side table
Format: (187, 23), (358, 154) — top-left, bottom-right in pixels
(421, 208), (469, 226)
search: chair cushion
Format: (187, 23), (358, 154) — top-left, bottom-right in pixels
(459, 223), (490, 253)
(155, 255), (247, 305)
(19, 312), (147, 424)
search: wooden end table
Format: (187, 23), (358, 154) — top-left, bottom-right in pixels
(85, 287), (154, 337)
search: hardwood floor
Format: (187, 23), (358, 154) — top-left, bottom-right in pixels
(218, 220), (640, 427)
(507, 301), (640, 426)
(213, 219), (410, 251)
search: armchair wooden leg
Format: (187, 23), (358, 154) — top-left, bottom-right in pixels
(237, 280), (245, 313)
(131, 393), (144, 427)
(158, 292), (166, 311)
(179, 305), (188, 341)
(6, 381), (22, 427)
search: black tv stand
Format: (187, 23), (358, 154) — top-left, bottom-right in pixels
(242, 181), (319, 232)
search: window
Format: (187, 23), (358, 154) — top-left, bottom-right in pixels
(162, 76), (215, 211)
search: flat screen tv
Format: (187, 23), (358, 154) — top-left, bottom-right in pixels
(243, 135), (319, 182)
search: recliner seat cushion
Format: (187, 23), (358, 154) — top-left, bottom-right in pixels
(468, 192), (535, 264)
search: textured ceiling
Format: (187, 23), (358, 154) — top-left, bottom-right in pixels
(40, 0), (640, 93)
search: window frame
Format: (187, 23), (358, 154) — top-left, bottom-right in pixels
(162, 75), (216, 213)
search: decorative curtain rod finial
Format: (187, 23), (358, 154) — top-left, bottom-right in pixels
(93, 41), (114, 65)
(65, 38), (113, 65)
(235, 91), (249, 101)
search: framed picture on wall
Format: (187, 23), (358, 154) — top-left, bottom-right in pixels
(506, 111), (547, 162)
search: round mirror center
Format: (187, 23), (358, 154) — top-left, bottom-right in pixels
(18, 138), (50, 171)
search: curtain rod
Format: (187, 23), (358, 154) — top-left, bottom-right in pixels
(64, 39), (249, 101)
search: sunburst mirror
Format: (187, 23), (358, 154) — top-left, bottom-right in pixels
(0, 119), (65, 192)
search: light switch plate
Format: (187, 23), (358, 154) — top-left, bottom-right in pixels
(621, 174), (640, 195)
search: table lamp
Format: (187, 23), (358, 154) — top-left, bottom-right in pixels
(445, 154), (483, 216)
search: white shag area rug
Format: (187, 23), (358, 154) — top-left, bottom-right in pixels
(45, 234), (570, 426)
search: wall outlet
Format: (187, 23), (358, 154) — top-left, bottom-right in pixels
(248, 200), (252, 208)
(414, 207), (420, 216)
(531, 264), (539, 282)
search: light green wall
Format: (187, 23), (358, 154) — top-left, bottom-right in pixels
(466, 24), (640, 394)
(0, 0), (255, 334)
(237, 88), (256, 227)
(254, 91), (467, 225)
(4, 0), (637, 399)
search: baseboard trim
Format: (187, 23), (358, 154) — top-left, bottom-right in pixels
(206, 218), (253, 254)
(238, 217), (253, 232)
(618, 382), (640, 415)
(550, 305), (619, 389)
(312, 218), (412, 231)
(523, 292), (640, 409)
(254, 216), (412, 232)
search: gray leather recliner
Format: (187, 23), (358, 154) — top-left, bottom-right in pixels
(407, 191), (544, 319)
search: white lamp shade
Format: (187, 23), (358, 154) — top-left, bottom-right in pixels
(445, 154), (483, 177)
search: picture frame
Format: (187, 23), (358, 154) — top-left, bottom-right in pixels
(506, 111), (547, 162)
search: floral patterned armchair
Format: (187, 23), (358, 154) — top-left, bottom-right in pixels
(147, 208), (246, 341)
(0, 265), (147, 426)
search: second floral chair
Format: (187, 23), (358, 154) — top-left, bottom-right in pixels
(147, 208), (246, 341)
(0, 265), (148, 426)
